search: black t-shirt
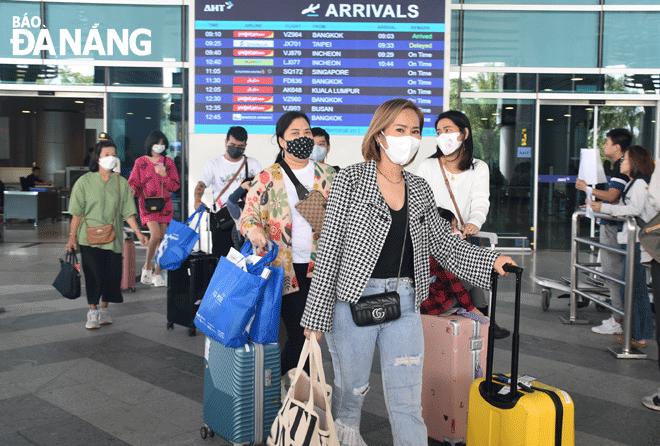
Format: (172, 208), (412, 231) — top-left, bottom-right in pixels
(25, 173), (43, 189)
(371, 192), (415, 279)
(601, 158), (630, 226)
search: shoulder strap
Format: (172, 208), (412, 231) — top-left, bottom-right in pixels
(393, 182), (410, 289)
(215, 156), (248, 205)
(438, 160), (465, 227)
(280, 160), (309, 201)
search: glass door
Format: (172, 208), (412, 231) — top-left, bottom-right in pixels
(535, 101), (656, 250)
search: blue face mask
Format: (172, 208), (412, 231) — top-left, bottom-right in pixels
(309, 145), (327, 162)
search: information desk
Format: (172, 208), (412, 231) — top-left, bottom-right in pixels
(3, 190), (59, 225)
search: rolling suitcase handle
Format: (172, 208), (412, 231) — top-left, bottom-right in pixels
(485, 263), (524, 402)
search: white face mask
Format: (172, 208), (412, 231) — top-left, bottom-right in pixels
(437, 132), (463, 156)
(379, 131), (421, 165)
(309, 145), (328, 162)
(98, 155), (118, 171)
(152, 144), (166, 154)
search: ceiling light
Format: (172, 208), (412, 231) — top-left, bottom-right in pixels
(481, 117), (488, 121)
(505, 106), (514, 110)
(126, 112), (133, 115)
(75, 100), (84, 104)
(653, 120), (657, 123)
(145, 116), (152, 120)
(571, 77), (583, 81)
(585, 108), (593, 111)
(492, 113), (499, 116)
(645, 89), (656, 93)
(547, 118), (554, 121)
(22, 110), (30, 113)
(544, 88), (553, 92)
(564, 114), (571, 117)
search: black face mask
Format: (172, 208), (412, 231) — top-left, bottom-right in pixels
(227, 144), (245, 159)
(285, 136), (314, 160)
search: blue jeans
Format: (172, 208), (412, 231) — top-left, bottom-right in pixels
(325, 278), (427, 446)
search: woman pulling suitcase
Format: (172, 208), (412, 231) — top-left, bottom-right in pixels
(297, 98), (516, 446)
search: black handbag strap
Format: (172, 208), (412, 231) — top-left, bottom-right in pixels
(280, 160), (310, 201)
(392, 182), (410, 292)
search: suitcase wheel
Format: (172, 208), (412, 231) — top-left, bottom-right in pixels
(166, 321), (174, 330)
(200, 426), (214, 439)
(541, 289), (550, 312)
(188, 326), (196, 337)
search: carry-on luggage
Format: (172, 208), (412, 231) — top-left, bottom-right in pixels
(200, 336), (281, 444)
(466, 265), (575, 446)
(120, 232), (136, 292)
(166, 250), (217, 336)
(421, 312), (488, 445)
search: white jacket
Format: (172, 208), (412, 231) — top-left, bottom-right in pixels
(601, 176), (654, 260)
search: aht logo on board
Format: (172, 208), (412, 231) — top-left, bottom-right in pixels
(10, 14), (152, 57)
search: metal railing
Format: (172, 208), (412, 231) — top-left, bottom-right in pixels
(561, 209), (646, 359)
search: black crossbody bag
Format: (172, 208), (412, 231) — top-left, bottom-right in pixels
(350, 184), (409, 326)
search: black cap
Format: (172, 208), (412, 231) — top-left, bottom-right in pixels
(98, 132), (112, 141)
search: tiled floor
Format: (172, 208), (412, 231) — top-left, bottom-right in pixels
(0, 220), (658, 445)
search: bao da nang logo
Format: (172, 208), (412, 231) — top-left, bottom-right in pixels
(11, 14), (152, 57)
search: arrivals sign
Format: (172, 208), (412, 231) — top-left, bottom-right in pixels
(194, 0), (446, 135)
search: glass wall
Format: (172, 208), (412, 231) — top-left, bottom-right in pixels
(462, 11), (599, 67)
(461, 98), (535, 247)
(108, 93), (184, 222)
(603, 12), (660, 69)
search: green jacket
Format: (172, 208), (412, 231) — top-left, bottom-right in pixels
(69, 172), (137, 253)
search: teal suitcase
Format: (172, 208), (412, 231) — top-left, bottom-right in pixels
(201, 337), (281, 444)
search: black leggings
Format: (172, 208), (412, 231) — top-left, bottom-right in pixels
(80, 245), (123, 306)
(280, 263), (312, 375)
(650, 260), (660, 371)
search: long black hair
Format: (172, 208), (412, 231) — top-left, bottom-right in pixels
(274, 111), (311, 164)
(144, 130), (169, 156)
(89, 140), (117, 172)
(431, 110), (475, 171)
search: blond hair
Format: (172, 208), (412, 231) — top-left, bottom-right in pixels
(361, 98), (424, 163)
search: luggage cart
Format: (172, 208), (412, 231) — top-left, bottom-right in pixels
(532, 275), (608, 312)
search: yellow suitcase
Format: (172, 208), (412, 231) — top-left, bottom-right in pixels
(466, 265), (575, 446)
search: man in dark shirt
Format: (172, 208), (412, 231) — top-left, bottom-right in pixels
(576, 128), (631, 335)
(25, 166), (52, 189)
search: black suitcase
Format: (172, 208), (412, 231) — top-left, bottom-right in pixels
(166, 251), (218, 336)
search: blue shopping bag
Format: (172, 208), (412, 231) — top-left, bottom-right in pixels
(194, 241), (279, 347)
(244, 240), (283, 343)
(156, 205), (205, 270)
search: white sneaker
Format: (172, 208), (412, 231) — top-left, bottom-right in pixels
(591, 317), (623, 335)
(98, 307), (113, 325)
(141, 268), (153, 285)
(151, 274), (166, 288)
(85, 309), (100, 329)
(642, 388), (660, 412)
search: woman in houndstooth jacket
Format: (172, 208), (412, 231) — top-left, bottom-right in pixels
(299, 99), (515, 446)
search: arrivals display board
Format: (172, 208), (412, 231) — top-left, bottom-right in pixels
(194, 1), (445, 135)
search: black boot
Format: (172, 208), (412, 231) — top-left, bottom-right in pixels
(479, 306), (510, 339)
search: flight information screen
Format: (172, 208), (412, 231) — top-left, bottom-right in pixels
(194, 1), (445, 136)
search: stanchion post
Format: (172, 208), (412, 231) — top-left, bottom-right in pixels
(569, 210), (580, 322)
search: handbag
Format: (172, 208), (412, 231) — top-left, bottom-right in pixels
(144, 181), (165, 213)
(210, 157), (248, 229)
(280, 161), (327, 233)
(52, 250), (81, 300)
(350, 184), (409, 327)
(194, 240), (278, 347)
(84, 178), (120, 245)
(640, 211), (660, 263)
(248, 242), (284, 344)
(155, 204), (206, 270)
(267, 336), (339, 446)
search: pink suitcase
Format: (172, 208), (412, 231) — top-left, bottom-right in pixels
(120, 237), (136, 292)
(421, 313), (488, 445)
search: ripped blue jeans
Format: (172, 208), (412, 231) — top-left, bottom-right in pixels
(325, 278), (426, 446)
